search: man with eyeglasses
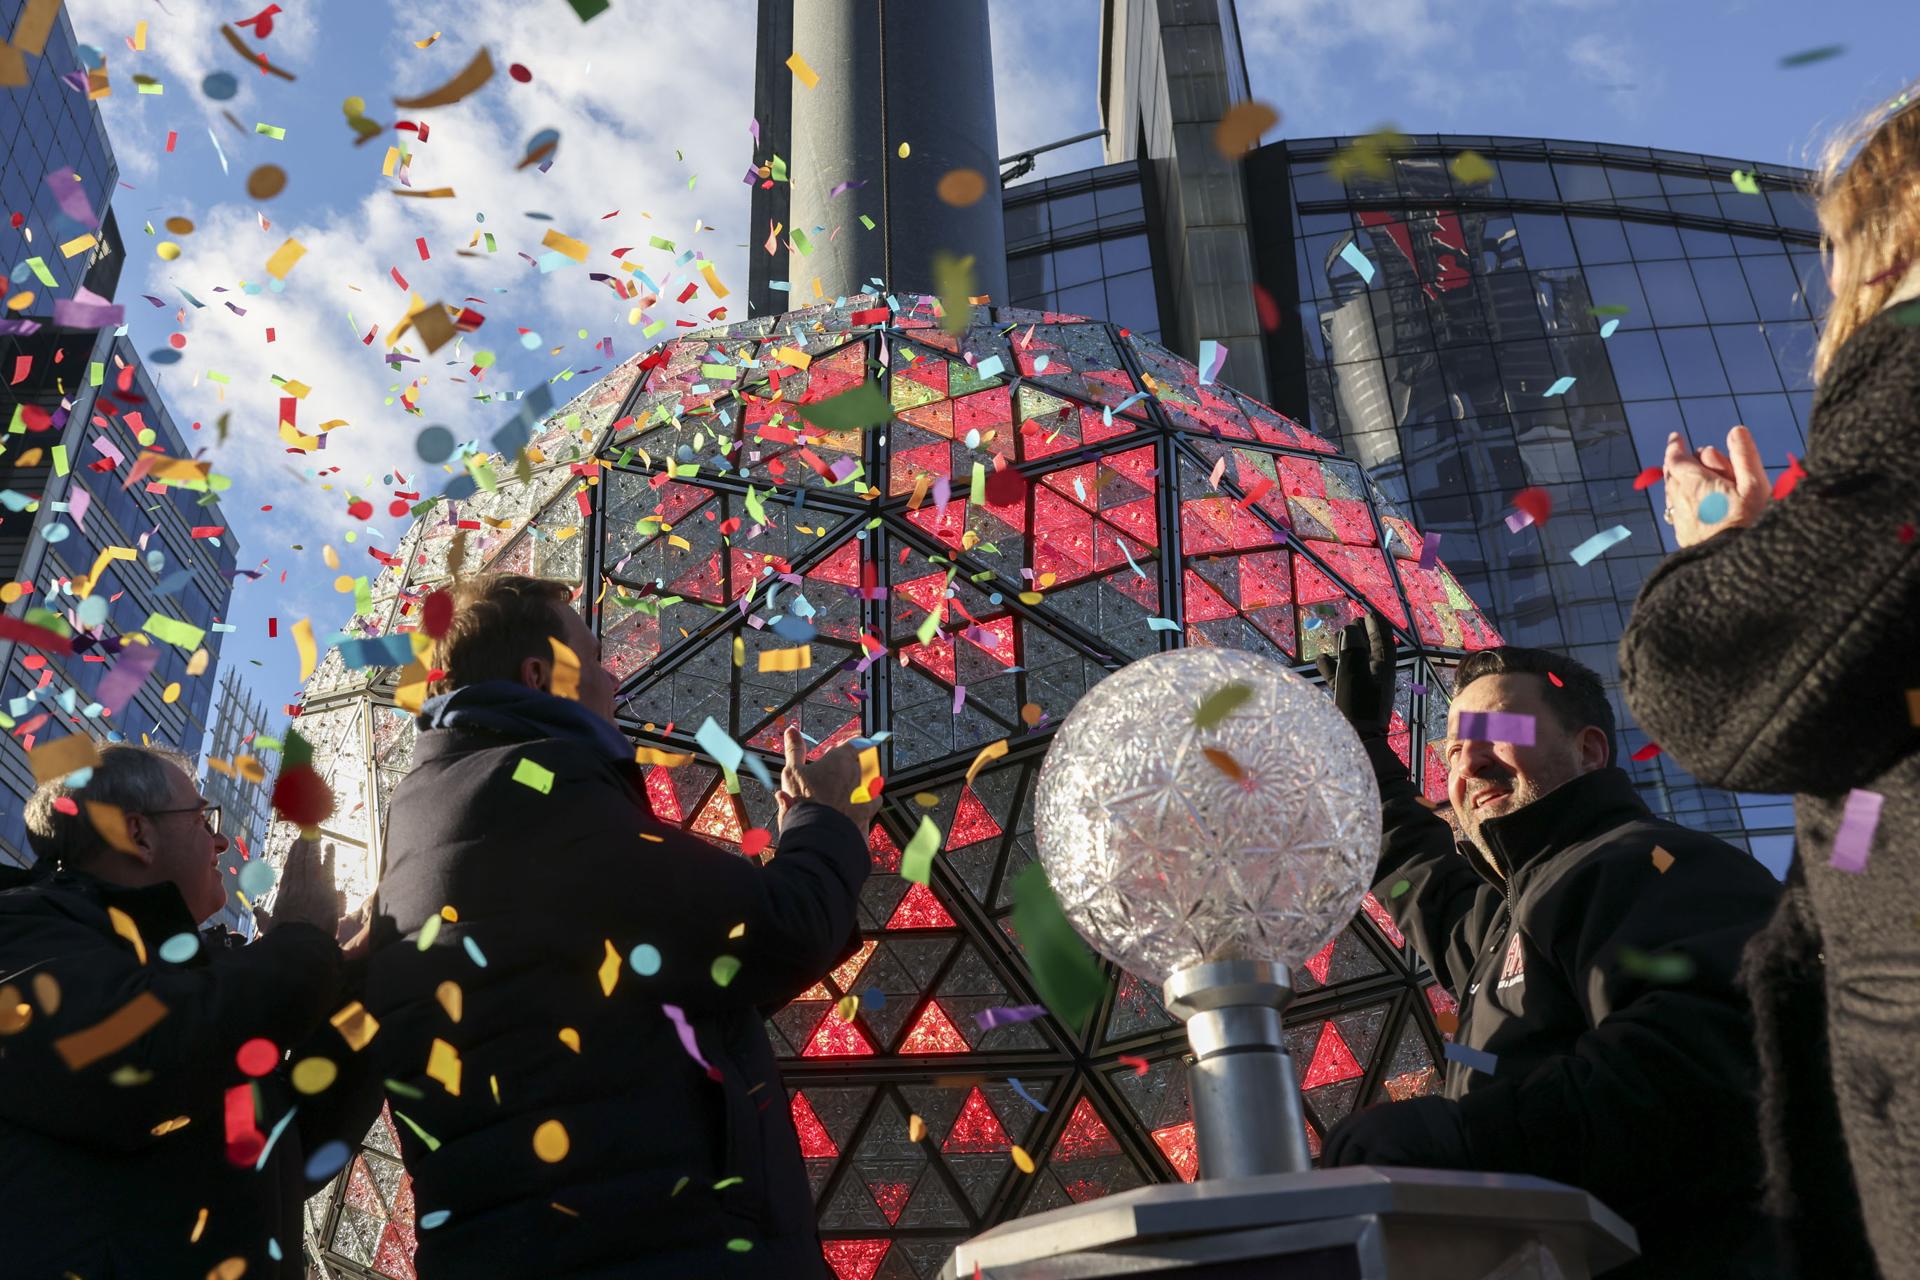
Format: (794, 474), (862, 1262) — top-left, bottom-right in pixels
(1312, 615), (1786, 1279)
(0, 742), (382, 1278)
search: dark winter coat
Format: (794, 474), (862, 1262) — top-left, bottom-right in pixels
(0, 864), (379, 1279)
(366, 690), (870, 1279)
(1364, 746), (1784, 1278)
(1621, 304), (1920, 1279)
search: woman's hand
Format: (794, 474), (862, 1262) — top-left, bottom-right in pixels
(1663, 425), (1771, 548)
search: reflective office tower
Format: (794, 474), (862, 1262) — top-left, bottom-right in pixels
(0, 2), (240, 867)
(200, 667), (278, 934)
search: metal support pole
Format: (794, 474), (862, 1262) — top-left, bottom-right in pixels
(1164, 959), (1313, 1179)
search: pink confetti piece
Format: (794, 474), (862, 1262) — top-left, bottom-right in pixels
(1505, 508), (1535, 533)
(974, 1004), (1046, 1031)
(661, 1003), (722, 1081)
(1830, 789), (1883, 873)
(1207, 456), (1226, 490)
(1452, 710), (1535, 746)
(96, 644), (160, 713)
(952, 685), (967, 715)
(1416, 530), (1441, 570)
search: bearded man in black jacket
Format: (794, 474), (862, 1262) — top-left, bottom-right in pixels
(1315, 614), (1786, 1279)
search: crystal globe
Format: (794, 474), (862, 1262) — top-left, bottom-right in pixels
(1033, 647), (1382, 986)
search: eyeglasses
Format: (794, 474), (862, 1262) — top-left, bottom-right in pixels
(145, 803), (222, 835)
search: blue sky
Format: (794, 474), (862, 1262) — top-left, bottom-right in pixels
(64, 0), (1916, 743)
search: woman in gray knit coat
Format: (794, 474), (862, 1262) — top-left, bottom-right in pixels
(1619, 85), (1920, 1280)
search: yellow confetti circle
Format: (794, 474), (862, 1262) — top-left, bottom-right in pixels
(897, 141), (911, 158)
(834, 994), (859, 1022)
(333, 575), (355, 593)
(290, 1057), (338, 1095)
(913, 792), (940, 808)
(1019, 703), (1043, 727)
(247, 165), (287, 201)
(136, 428), (157, 446)
(0, 583), (22, 603)
(206, 1257), (247, 1280)
(532, 1119), (570, 1163)
(162, 682), (182, 704)
(936, 168), (987, 207)
(908, 1114), (927, 1143)
(164, 216), (195, 236)
(1011, 1144), (1036, 1174)
(4, 292), (34, 311)
(156, 242), (181, 261)
(342, 95), (366, 117)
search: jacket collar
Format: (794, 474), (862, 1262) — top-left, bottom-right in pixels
(1459, 766), (1649, 885)
(418, 680), (633, 764)
(0, 862), (199, 945)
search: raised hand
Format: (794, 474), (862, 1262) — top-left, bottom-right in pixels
(775, 726), (882, 832)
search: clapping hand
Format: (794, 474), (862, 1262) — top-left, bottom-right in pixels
(1662, 425), (1770, 549)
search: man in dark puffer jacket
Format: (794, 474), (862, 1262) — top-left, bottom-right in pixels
(1316, 618), (1785, 1278)
(367, 574), (873, 1278)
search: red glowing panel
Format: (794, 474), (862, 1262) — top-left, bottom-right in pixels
(960, 615), (1017, 667)
(885, 883), (957, 930)
(831, 940), (878, 991)
(1384, 1067), (1439, 1102)
(899, 1001), (970, 1054)
(807, 539), (863, 588)
(942, 1086), (1012, 1153)
(374, 1223), (418, 1280)
(947, 788), (1004, 849)
(1302, 1021), (1364, 1089)
(1152, 1120), (1198, 1182)
(689, 787), (745, 847)
(870, 1180), (912, 1226)
(1302, 938), (1335, 985)
(822, 1239), (891, 1280)
(791, 1091), (840, 1160)
(1425, 983), (1459, 1019)
(1360, 892), (1406, 949)
(869, 824), (903, 873)
(1053, 1098), (1121, 1162)
(803, 1012), (876, 1058)
(643, 768), (682, 823)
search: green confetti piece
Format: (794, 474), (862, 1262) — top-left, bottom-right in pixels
(136, 81), (164, 95)
(416, 914), (442, 950)
(1729, 169), (1761, 195)
(1146, 616), (1182, 632)
(1389, 878), (1413, 899)
(916, 607), (941, 646)
(769, 155), (787, 183)
(282, 728), (313, 771)
(1618, 947), (1696, 983)
(391, 1109), (442, 1151)
(710, 954), (742, 987)
(50, 445), (68, 477)
(859, 214), (875, 230)
(1587, 304), (1630, 317)
(25, 257), (56, 287)
(512, 758), (555, 794)
(1779, 44), (1845, 66)
(384, 1078), (425, 1099)
(726, 1239), (753, 1253)
(791, 227), (813, 256)
(647, 235), (675, 251)
(969, 462), (986, 506)
(254, 123), (285, 139)
(744, 485), (769, 526)
(795, 381), (892, 431)
(698, 362), (739, 381)
(89, 362), (104, 386)
(901, 816), (942, 885)
(642, 319), (666, 338)
(713, 1176), (744, 1190)
(1010, 864), (1105, 1028)
(353, 575), (372, 617)
(1193, 683), (1253, 730)
(142, 612), (206, 648)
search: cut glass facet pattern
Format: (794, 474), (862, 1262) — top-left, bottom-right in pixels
(287, 301), (1499, 1277)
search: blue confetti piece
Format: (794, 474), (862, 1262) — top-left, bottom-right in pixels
(1599, 318), (1621, 338)
(630, 943), (662, 976)
(1338, 241), (1376, 284)
(1007, 1077), (1050, 1113)
(1696, 491), (1730, 525)
(255, 1105), (299, 1171)
(1146, 616), (1182, 632)
(1443, 1041), (1498, 1076)
(462, 935), (488, 968)
(769, 613), (816, 642)
(339, 634), (417, 669)
(861, 988), (886, 1011)
(303, 1139), (351, 1181)
(1543, 375), (1577, 398)
(158, 932), (200, 964)
(975, 355), (1004, 380)
(1569, 525), (1631, 566)
(420, 1210), (452, 1230)
(1115, 535), (1148, 579)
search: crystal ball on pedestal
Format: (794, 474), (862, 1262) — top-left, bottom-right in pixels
(1033, 647), (1382, 985)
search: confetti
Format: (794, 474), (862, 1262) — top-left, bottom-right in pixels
(1193, 683), (1252, 729)
(1011, 1144), (1036, 1174)
(1696, 492), (1730, 525)
(901, 816), (942, 885)
(1542, 375), (1576, 398)
(394, 48), (495, 109)
(937, 169), (988, 206)
(1117, 1054), (1149, 1076)
(661, 1002), (721, 1080)
(1451, 710), (1535, 746)
(1779, 45), (1845, 66)
(1651, 847), (1675, 873)
(1010, 864), (1104, 1027)
(512, 758), (555, 794)
(532, 1119), (570, 1163)
(1619, 947), (1696, 982)
(1213, 100), (1279, 156)
(710, 955), (742, 987)
(1569, 525), (1631, 566)
(54, 992), (169, 1070)
(758, 646), (812, 673)
(964, 741), (1007, 788)
(1007, 1078), (1049, 1113)
(974, 1005), (1046, 1031)
(1510, 487), (1552, 530)
(1730, 170), (1761, 195)
(1442, 1041), (1497, 1075)
(1631, 742), (1663, 761)
(1830, 789), (1883, 873)
(1449, 150), (1495, 185)
(28, 734), (99, 785)
(1338, 241), (1375, 284)
(786, 51), (820, 88)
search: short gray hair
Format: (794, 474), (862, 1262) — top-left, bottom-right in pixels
(24, 743), (194, 868)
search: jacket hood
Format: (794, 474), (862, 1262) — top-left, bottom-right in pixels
(1460, 765), (1650, 884)
(418, 679), (632, 763)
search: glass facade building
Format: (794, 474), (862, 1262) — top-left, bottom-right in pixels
(1004, 160), (1164, 346)
(1242, 134), (1822, 870)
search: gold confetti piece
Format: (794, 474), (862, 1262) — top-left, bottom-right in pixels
(29, 733), (100, 785)
(908, 1114), (927, 1143)
(1019, 703), (1043, 727)
(434, 981), (463, 1023)
(426, 1038), (462, 1095)
(635, 746), (693, 768)
(835, 994), (859, 1022)
(1651, 847), (1675, 874)
(1203, 747), (1245, 782)
(914, 792), (940, 808)
(598, 940), (621, 996)
(86, 801), (138, 853)
(533, 1118), (571, 1162)
(547, 636), (581, 700)
(1011, 1144), (1035, 1174)
(1450, 150), (1495, 186)
(1907, 689), (1920, 726)
(1434, 1010), (1460, 1035)
(207, 1256), (247, 1280)
(414, 31), (441, 48)
(937, 168), (987, 207)
(965, 739), (1009, 788)
(491, 1075), (501, 1104)
(558, 1027), (581, 1053)
(728, 921), (746, 939)
(107, 905), (147, 965)
(393, 47), (495, 109)
(150, 1115), (192, 1137)
(758, 645), (812, 673)
(771, 346), (811, 370)
(0, 985), (29, 1035)
(190, 1206), (209, 1243)
(1213, 100), (1279, 157)
(785, 51), (819, 89)
(54, 992), (169, 1070)
(31, 971), (58, 1016)
(264, 237), (306, 280)
(330, 1001), (380, 1051)
(541, 228), (590, 262)
(291, 1057), (338, 1094)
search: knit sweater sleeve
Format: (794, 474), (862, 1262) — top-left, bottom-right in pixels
(1619, 311), (1920, 797)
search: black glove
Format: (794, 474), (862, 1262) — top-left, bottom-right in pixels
(1314, 611), (1398, 740)
(1322, 1094), (1471, 1169)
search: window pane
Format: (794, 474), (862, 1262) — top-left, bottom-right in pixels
(1765, 320), (1818, 391)
(1582, 263), (1651, 328)
(1513, 212), (1578, 268)
(1569, 215), (1630, 264)
(1604, 166), (1664, 198)
(1103, 269), (1157, 335)
(1678, 226), (1734, 257)
(1499, 159), (1557, 201)
(1054, 280), (1105, 318)
(1094, 182), (1143, 218)
(1622, 219), (1683, 260)
(1691, 258), (1759, 323)
(1734, 392), (1804, 461)
(1552, 161), (1613, 203)
(1659, 327), (1731, 397)
(1606, 330), (1675, 400)
(1052, 242), (1102, 288)
(1638, 260), (1707, 326)
(1741, 256), (1809, 321)
(1713, 324), (1783, 393)
(1099, 233), (1150, 276)
(1048, 191), (1097, 237)
(1293, 165), (1344, 203)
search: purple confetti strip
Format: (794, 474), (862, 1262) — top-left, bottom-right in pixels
(52, 299), (124, 328)
(1829, 789), (1884, 873)
(1451, 710), (1536, 746)
(828, 180), (868, 199)
(974, 1004), (1047, 1031)
(933, 474), (951, 515)
(96, 644), (160, 712)
(1409, 682), (1428, 695)
(1416, 530), (1442, 570)
(0, 319), (43, 336)
(1505, 508), (1535, 533)
(741, 166), (762, 186)
(1443, 1041), (1498, 1075)
(45, 168), (95, 225)
(662, 1003), (722, 1081)
(952, 684), (967, 715)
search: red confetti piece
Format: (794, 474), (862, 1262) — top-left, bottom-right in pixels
(347, 499), (374, 520)
(741, 828), (771, 856)
(235, 1037), (279, 1077)
(1547, 671), (1564, 688)
(1512, 486), (1552, 527)
(224, 1082), (264, 1166)
(1118, 1054), (1150, 1076)
(422, 588), (454, 638)
(1772, 453), (1805, 500)
(1252, 282), (1281, 331)
(416, 237), (430, 260)
(53, 796), (79, 816)
(390, 266), (409, 291)
(984, 465), (1026, 507)
(267, 618), (277, 637)
(1631, 466), (1663, 491)
(164, 131), (177, 153)
(388, 500), (411, 517)
(189, 526), (225, 538)
(1631, 742), (1663, 761)
(509, 63), (532, 83)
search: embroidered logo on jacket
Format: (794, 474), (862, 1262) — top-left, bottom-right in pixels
(1495, 932), (1527, 991)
